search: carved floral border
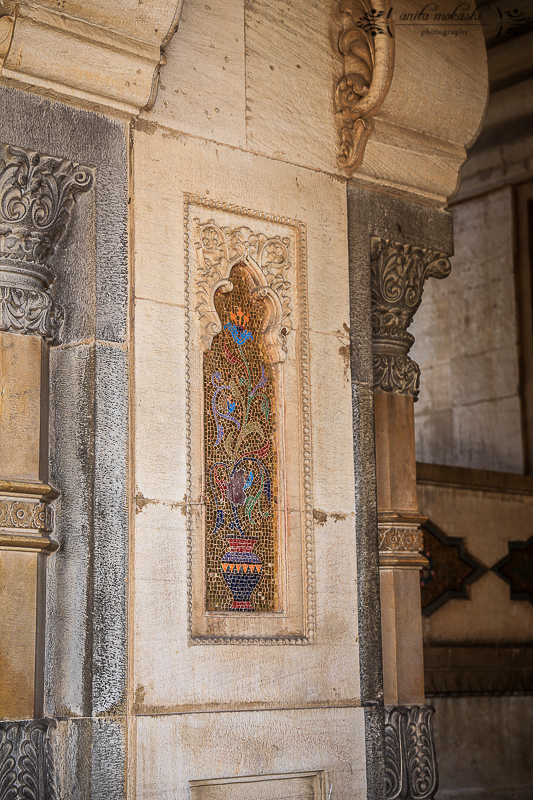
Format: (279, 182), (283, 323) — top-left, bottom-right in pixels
(184, 195), (315, 645)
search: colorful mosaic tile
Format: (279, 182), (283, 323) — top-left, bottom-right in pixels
(203, 264), (279, 612)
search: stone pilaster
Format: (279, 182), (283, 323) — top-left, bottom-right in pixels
(370, 236), (450, 800)
(0, 142), (92, 794)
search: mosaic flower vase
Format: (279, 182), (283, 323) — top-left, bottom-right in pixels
(221, 537), (262, 611)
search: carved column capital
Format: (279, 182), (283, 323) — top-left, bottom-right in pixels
(370, 238), (451, 400)
(0, 143), (92, 344)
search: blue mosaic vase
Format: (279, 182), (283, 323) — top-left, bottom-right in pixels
(221, 537), (262, 611)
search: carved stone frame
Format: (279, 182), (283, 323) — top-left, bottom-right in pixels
(184, 196), (315, 644)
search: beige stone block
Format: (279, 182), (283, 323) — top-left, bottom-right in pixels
(134, 298), (187, 503)
(244, 0), (343, 175)
(143, 0), (246, 149)
(309, 331), (355, 515)
(423, 572), (533, 645)
(414, 410), (454, 467)
(133, 508), (360, 711)
(490, 277), (519, 349)
(410, 279), (450, 369)
(0, 332), (47, 483)
(132, 127), (349, 336)
(492, 345), (520, 401)
(452, 398), (524, 473)
(451, 351), (494, 406)
(449, 286), (492, 360)
(417, 481), (533, 566)
(132, 133), (188, 307)
(0, 551), (38, 719)
(451, 190), (513, 291)
(135, 708), (366, 800)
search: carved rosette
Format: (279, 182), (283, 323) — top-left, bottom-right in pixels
(193, 217), (292, 363)
(0, 719), (58, 800)
(370, 238), (451, 400)
(384, 705), (438, 800)
(0, 483), (59, 553)
(0, 143), (93, 345)
(335, 0), (394, 172)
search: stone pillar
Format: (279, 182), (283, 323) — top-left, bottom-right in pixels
(0, 143), (91, 785)
(371, 237), (451, 800)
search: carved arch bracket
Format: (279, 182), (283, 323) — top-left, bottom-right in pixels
(335, 0), (394, 173)
(193, 218), (292, 364)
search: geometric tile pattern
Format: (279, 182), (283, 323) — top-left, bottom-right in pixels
(420, 519), (487, 616)
(492, 535), (533, 604)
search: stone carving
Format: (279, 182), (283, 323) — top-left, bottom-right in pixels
(370, 239), (451, 399)
(379, 527), (423, 553)
(0, 499), (53, 532)
(384, 705), (438, 800)
(193, 217), (292, 364)
(0, 719), (57, 800)
(0, 286), (64, 344)
(335, 0), (394, 172)
(0, 143), (92, 344)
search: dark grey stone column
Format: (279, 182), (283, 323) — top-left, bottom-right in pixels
(0, 86), (129, 800)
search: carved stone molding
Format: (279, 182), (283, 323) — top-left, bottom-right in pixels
(370, 238), (451, 399)
(0, 483), (58, 552)
(384, 705), (438, 800)
(379, 526), (423, 553)
(335, 0), (394, 173)
(0, 2), (183, 115)
(193, 217), (292, 364)
(0, 719), (58, 800)
(0, 143), (92, 344)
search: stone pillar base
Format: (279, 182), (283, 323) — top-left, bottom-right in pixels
(0, 718), (58, 800)
(384, 704), (438, 800)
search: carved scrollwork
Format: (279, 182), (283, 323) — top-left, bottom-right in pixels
(193, 218), (292, 364)
(0, 286), (63, 344)
(0, 143), (92, 344)
(0, 720), (57, 800)
(385, 705), (438, 800)
(370, 239), (451, 399)
(335, 0), (394, 172)
(0, 144), (92, 284)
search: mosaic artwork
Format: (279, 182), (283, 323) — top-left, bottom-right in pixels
(203, 264), (279, 612)
(492, 535), (533, 604)
(420, 520), (486, 616)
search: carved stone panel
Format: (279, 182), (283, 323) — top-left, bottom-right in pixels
(185, 196), (314, 643)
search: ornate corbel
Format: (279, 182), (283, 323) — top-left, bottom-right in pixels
(335, 0), (394, 172)
(370, 238), (451, 401)
(193, 217), (292, 363)
(0, 143), (93, 345)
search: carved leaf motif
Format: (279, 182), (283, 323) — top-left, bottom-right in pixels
(384, 708), (408, 800)
(404, 706), (438, 800)
(0, 144), (92, 266)
(0, 286), (64, 344)
(18, 727), (41, 800)
(0, 730), (16, 800)
(373, 353), (420, 399)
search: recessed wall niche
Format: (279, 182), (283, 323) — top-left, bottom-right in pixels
(184, 196), (315, 643)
